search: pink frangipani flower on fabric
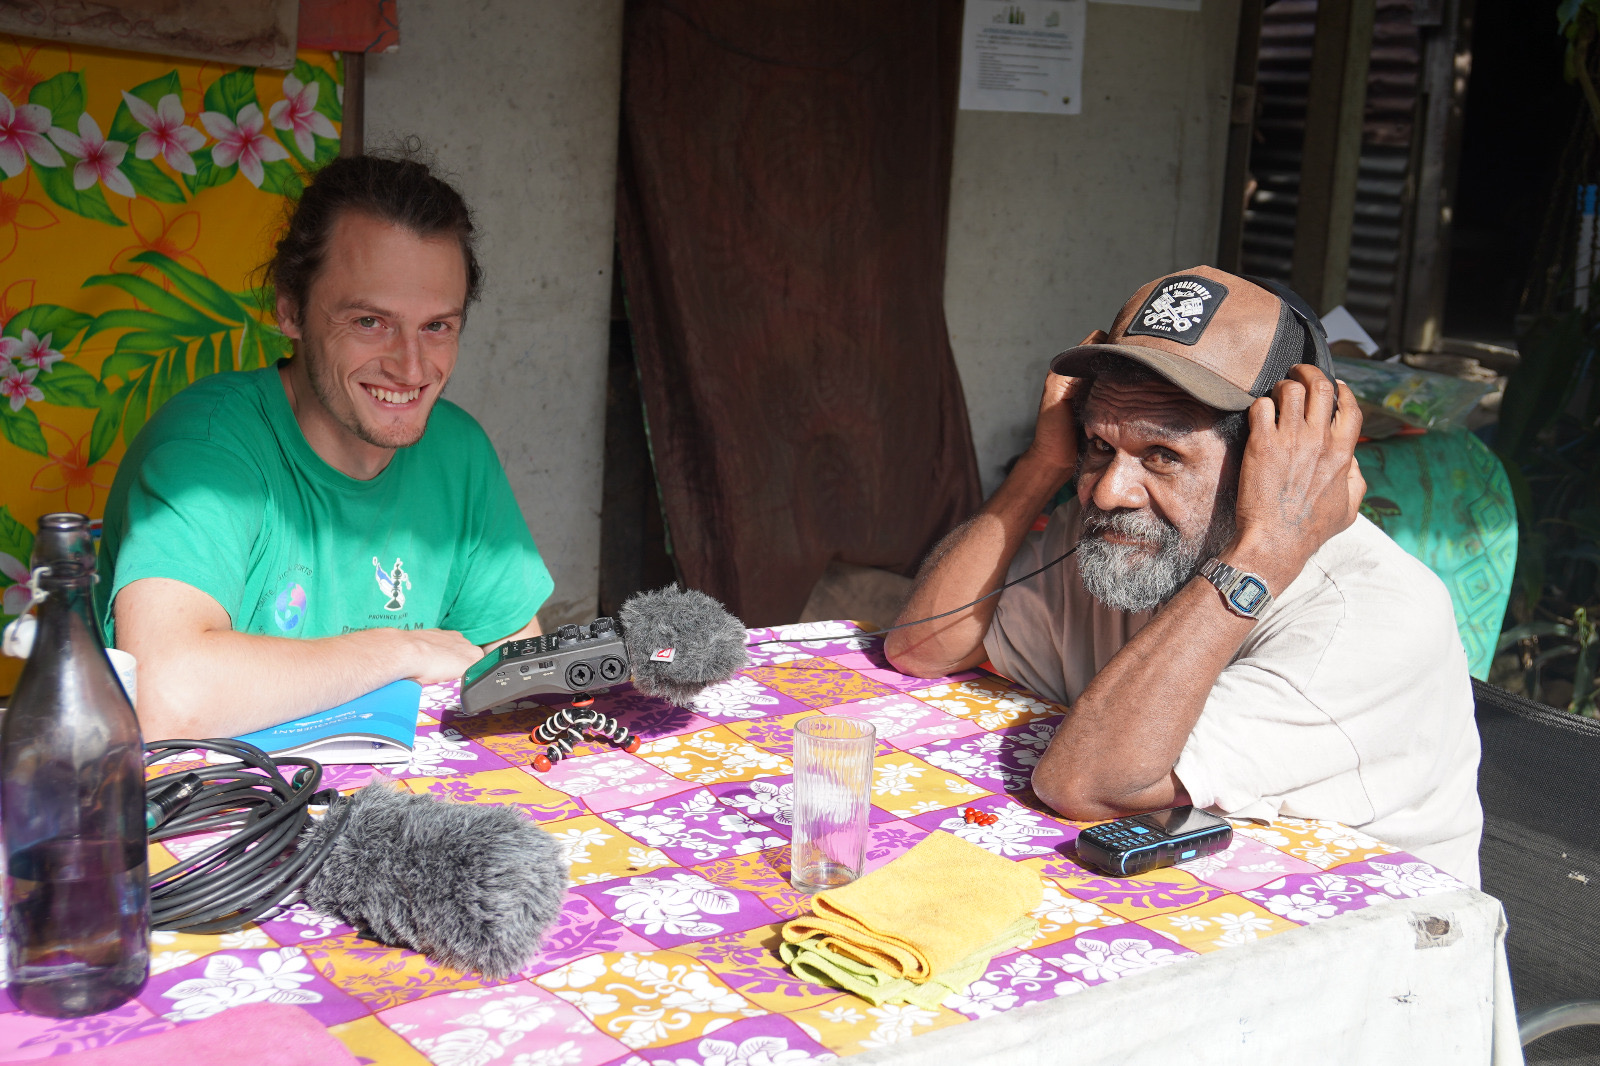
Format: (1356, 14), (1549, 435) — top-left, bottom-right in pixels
(9, 329), (62, 373)
(0, 92), (63, 178)
(200, 104), (288, 188)
(1, 551), (31, 617)
(0, 362), (42, 411)
(267, 76), (336, 160)
(122, 91), (205, 175)
(47, 113), (134, 198)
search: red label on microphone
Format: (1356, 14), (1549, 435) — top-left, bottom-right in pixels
(650, 648), (676, 663)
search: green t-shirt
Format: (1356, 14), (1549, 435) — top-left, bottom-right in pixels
(96, 365), (553, 647)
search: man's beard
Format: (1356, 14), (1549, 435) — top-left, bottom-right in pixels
(300, 334), (431, 450)
(1076, 488), (1237, 613)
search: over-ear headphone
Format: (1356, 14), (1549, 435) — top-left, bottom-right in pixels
(1244, 275), (1338, 385)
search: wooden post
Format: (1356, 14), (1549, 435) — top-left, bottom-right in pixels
(1290, 0), (1377, 313)
(340, 51), (365, 157)
(1400, 0), (1475, 352)
(1217, 0), (1266, 273)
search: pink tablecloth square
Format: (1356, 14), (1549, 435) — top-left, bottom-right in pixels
(0, 999), (172, 1062)
(1177, 833), (1323, 892)
(375, 981), (632, 1066)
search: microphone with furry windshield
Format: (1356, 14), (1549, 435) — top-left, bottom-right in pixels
(460, 585), (750, 716)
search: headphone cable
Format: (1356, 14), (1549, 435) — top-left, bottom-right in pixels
(747, 545), (1077, 648)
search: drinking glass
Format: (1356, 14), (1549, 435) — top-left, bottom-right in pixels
(789, 715), (876, 893)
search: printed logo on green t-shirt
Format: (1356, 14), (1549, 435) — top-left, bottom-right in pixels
(273, 583), (307, 632)
(373, 556), (411, 612)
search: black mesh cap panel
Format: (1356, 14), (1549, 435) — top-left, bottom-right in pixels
(1249, 300), (1309, 397)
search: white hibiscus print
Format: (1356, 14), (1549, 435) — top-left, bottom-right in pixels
(859, 1003), (939, 1049)
(610, 812), (685, 848)
(1211, 910), (1276, 945)
(920, 748), (989, 778)
(411, 1027), (503, 1066)
(457, 995), (557, 1032)
(161, 948), (321, 1021)
(603, 872), (741, 936)
(770, 620), (872, 650)
(873, 760), (926, 796)
(722, 779), (793, 824)
(661, 1035), (819, 1066)
(1046, 936), (1191, 983)
(943, 978), (1019, 1017)
(403, 728), (478, 775)
(553, 825), (614, 866)
(691, 675), (782, 719)
(537, 954), (607, 990)
(938, 806), (1059, 857)
(1352, 861), (1467, 899)
(512, 1041), (585, 1066)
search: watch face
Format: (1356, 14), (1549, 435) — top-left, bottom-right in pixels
(1229, 576), (1270, 615)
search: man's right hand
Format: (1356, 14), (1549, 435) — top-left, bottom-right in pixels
(399, 627), (486, 684)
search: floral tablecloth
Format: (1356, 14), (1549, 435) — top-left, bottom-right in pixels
(0, 622), (1475, 1064)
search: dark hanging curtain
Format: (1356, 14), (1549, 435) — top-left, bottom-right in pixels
(616, 0), (983, 626)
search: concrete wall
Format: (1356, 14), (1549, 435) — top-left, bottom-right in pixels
(365, 0), (624, 626)
(945, 0), (1242, 494)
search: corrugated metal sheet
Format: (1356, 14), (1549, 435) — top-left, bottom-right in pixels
(1239, 0), (1423, 351)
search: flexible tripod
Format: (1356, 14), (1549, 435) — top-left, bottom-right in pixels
(529, 695), (640, 772)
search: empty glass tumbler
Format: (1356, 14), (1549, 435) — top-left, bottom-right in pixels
(789, 715), (876, 893)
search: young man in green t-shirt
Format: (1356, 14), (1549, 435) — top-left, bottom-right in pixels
(97, 154), (553, 740)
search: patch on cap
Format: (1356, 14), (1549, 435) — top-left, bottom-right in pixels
(1123, 275), (1229, 347)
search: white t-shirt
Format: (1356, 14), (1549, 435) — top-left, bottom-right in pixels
(983, 501), (1483, 886)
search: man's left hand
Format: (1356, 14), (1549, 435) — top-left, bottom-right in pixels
(1230, 365), (1365, 590)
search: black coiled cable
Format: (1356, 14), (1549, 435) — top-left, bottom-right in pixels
(143, 739), (338, 934)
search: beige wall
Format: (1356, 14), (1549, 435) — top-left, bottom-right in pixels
(365, 0), (624, 626)
(945, 0), (1241, 493)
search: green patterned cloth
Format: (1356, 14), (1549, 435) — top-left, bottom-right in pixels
(1355, 431), (1516, 680)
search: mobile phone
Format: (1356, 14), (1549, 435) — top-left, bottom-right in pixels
(1074, 805), (1232, 876)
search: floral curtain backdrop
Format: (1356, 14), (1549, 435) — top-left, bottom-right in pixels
(0, 34), (342, 694)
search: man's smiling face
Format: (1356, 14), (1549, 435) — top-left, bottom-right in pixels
(278, 210), (466, 454)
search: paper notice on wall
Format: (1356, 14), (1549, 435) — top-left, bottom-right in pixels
(1090, 0), (1200, 10)
(959, 0), (1086, 115)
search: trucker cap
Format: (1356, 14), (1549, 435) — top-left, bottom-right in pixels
(1050, 265), (1334, 411)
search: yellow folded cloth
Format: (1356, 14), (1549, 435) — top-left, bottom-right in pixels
(780, 916), (1038, 1008)
(780, 830), (1043, 983)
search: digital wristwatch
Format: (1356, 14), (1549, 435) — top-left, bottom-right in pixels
(1198, 557), (1274, 620)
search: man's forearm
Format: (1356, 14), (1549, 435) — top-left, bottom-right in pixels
(1031, 534), (1301, 819)
(131, 627), (426, 741)
(885, 453), (1071, 676)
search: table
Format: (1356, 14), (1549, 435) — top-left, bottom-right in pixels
(0, 622), (1520, 1064)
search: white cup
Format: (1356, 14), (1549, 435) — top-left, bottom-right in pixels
(106, 648), (137, 708)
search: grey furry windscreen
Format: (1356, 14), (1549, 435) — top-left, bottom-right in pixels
(619, 586), (750, 706)
(301, 784), (568, 978)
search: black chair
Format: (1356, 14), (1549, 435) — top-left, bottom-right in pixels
(1475, 679), (1600, 1063)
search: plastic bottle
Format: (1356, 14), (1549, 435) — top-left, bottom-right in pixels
(1, 513), (148, 1017)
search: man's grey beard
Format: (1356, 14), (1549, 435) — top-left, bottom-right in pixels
(1077, 490), (1237, 613)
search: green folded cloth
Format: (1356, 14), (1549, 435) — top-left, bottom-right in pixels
(780, 916), (1038, 1008)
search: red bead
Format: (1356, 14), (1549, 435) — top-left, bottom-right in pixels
(533, 753), (553, 773)
(625, 736), (641, 754)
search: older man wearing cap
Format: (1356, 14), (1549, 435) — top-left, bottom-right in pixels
(886, 266), (1481, 884)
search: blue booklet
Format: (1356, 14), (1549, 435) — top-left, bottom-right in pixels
(233, 679), (422, 765)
